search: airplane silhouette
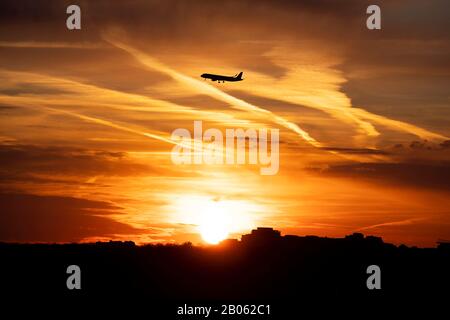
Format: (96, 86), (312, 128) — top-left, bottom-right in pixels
(201, 72), (244, 83)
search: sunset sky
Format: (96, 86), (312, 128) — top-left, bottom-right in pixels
(0, 0), (449, 246)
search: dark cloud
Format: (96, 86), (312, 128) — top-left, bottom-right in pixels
(0, 0), (429, 44)
(1, 1), (447, 53)
(0, 105), (18, 111)
(312, 162), (450, 191)
(338, 1), (450, 135)
(440, 140), (450, 149)
(0, 144), (157, 179)
(385, 140), (450, 162)
(0, 193), (143, 242)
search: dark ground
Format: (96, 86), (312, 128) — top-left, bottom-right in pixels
(1, 229), (448, 318)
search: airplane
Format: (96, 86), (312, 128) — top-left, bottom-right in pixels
(201, 72), (244, 83)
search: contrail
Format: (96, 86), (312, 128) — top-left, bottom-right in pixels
(0, 96), (245, 161)
(276, 95), (447, 141)
(0, 98), (196, 151)
(104, 35), (322, 148)
(0, 69), (253, 127)
(41, 106), (235, 159)
(354, 108), (447, 141)
(0, 70), (275, 161)
(242, 68), (447, 141)
(355, 218), (423, 231)
(42, 107), (183, 147)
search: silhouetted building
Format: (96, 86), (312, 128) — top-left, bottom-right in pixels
(241, 227), (281, 245)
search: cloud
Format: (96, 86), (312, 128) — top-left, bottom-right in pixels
(1, 0), (449, 247)
(0, 144), (157, 179)
(104, 34), (322, 147)
(43, 106), (179, 147)
(237, 45), (448, 142)
(313, 162), (450, 191)
(0, 69), (255, 128)
(0, 193), (144, 242)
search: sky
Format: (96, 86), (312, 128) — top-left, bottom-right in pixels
(0, 0), (449, 246)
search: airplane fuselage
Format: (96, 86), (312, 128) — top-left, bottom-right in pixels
(201, 72), (243, 83)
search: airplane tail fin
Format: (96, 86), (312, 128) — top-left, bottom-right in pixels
(236, 72), (243, 80)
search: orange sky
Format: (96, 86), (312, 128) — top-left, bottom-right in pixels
(0, 0), (449, 246)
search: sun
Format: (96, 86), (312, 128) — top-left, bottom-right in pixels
(198, 216), (229, 244)
(170, 195), (260, 245)
(197, 201), (230, 244)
